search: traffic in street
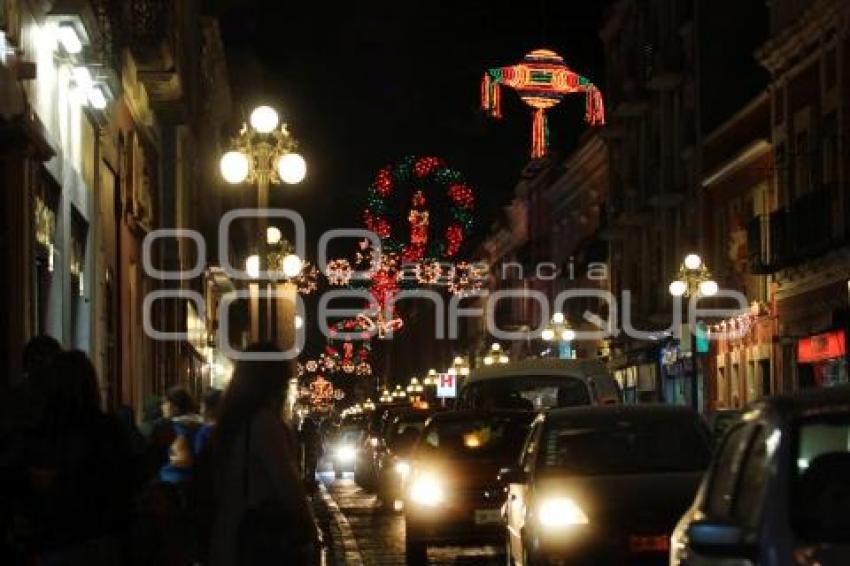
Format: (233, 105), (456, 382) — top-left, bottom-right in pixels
(305, 360), (850, 565)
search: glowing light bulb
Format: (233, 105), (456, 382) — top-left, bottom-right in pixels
(699, 280), (719, 297)
(669, 280), (687, 297)
(220, 151), (250, 184)
(245, 254), (261, 279)
(250, 105), (279, 133)
(277, 152), (307, 184)
(552, 312), (565, 324)
(266, 226), (282, 245)
(684, 253), (702, 270)
(282, 254), (303, 278)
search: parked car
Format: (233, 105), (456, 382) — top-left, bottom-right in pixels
(404, 410), (535, 564)
(376, 409), (433, 510)
(503, 405), (710, 566)
(459, 358), (620, 411)
(671, 386), (850, 566)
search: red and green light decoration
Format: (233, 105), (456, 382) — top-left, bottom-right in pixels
(325, 318), (374, 376)
(363, 155), (475, 263)
(481, 49), (605, 158)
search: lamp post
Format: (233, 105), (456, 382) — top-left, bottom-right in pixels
(542, 312), (576, 359)
(483, 342), (509, 366)
(220, 105), (307, 345)
(668, 253), (718, 412)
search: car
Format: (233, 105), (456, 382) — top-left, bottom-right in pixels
(375, 409), (433, 510)
(503, 404), (710, 565)
(404, 410), (535, 564)
(459, 358), (620, 411)
(708, 408), (741, 443)
(356, 405), (426, 490)
(671, 386), (850, 566)
(329, 424), (366, 478)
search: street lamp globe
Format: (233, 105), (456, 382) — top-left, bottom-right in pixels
(453, 356), (464, 366)
(669, 280), (687, 297)
(277, 152), (307, 184)
(483, 355), (494, 366)
(245, 254), (261, 279)
(490, 343), (501, 352)
(684, 253), (702, 270)
(220, 150), (250, 184)
(561, 328), (576, 342)
(541, 328), (555, 341)
(250, 105), (280, 134)
(698, 279), (719, 297)
(266, 226), (282, 245)
(552, 312), (565, 324)
(282, 254), (303, 278)
(498, 354), (510, 364)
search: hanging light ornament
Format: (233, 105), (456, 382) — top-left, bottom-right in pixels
(448, 261), (487, 297)
(482, 49), (605, 158)
(326, 259), (353, 286)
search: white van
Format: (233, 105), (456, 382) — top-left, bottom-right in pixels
(458, 358), (620, 411)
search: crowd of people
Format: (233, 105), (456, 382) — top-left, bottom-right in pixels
(0, 337), (319, 566)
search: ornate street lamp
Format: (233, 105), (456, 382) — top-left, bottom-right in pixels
(219, 105), (307, 211)
(483, 342), (509, 366)
(668, 253), (718, 298)
(667, 252), (717, 413)
(542, 313), (576, 358)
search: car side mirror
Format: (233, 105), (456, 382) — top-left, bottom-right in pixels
(498, 466), (528, 485)
(687, 520), (756, 560)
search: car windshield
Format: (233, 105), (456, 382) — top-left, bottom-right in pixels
(386, 415), (429, 449)
(541, 414), (710, 474)
(465, 375), (591, 410)
(419, 414), (533, 462)
(792, 413), (850, 544)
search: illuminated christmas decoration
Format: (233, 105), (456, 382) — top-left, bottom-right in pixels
(325, 319), (373, 376)
(326, 258), (353, 286)
(363, 155), (475, 263)
(293, 262), (319, 294)
(448, 261), (487, 297)
(309, 376), (334, 408)
(305, 359), (318, 373)
(482, 49), (605, 158)
(415, 261), (443, 285)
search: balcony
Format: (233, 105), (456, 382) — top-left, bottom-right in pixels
(747, 184), (848, 273)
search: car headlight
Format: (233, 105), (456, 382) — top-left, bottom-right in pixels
(336, 446), (357, 463)
(409, 475), (444, 507)
(537, 497), (589, 528)
(394, 460), (410, 477)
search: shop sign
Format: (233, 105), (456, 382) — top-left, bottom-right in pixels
(798, 331), (846, 364)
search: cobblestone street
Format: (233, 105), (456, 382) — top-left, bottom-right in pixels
(316, 470), (503, 566)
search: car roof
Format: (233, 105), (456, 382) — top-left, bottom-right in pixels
(426, 409), (536, 423)
(749, 385), (850, 418)
(544, 403), (700, 424)
(464, 358), (610, 386)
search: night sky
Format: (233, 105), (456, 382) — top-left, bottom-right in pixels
(211, 0), (610, 248)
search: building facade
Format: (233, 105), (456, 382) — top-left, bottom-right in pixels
(753, 0), (850, 393)
(0, 0), (231, 415)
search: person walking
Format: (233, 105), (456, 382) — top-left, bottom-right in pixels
(299, 416), (323, 495)
(209, 343), (318, 566)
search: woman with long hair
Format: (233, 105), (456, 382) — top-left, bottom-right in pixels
(208, 343), (317, 566)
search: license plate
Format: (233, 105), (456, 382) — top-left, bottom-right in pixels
(474, 509), (502, 525)
(629, 534), (669, 553)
